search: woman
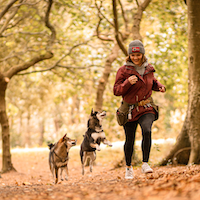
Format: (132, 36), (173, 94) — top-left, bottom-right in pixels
(113, 40), (165, 179)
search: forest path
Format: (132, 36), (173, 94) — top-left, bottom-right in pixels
(0, 148), (200, 200)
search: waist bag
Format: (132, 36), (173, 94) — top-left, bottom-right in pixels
(116, 97), (159, 126)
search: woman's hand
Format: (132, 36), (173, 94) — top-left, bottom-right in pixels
(128, 75), (138, 85)
(159, 87), (166, 93)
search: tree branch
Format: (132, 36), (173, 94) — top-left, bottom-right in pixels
(13, 0), (42, 7)
(95, 0), (115, 27)
(112, 0), (128, 55)
(95, 16), (114, 41)
(118, 0), (128, 32)
(0, 0), (18, 20)
(0, 0), (23, 36)
(57, 64), (104, 69)
(4, 52), (53, 79)
(16, 63), (104, 76)
(45, 0), (56, 49)
(141, 0), (152, 10)
(5, 17), (23, 30)
(135, 0), (139, 7)
(16, 42), (89, 75)
(0, 7), (18, 35)
(0, 54), (23, 62)
(132, 0), (152, 41)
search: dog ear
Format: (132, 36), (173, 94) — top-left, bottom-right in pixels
(58, 134), (67, 143)
(48, 143), (54, 150)
(62, 134), (67, 141)
(91, 108), (94, 116)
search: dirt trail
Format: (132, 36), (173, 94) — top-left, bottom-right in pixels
(0, 149), (200, 200)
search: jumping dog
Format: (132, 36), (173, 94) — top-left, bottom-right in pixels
(48, 134), (76, 184)
(80, 109), (112, 175)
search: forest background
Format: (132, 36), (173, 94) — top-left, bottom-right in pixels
(0, 0), (187, 156)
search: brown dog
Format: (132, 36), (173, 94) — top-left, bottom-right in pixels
(48, 134), (76, 184)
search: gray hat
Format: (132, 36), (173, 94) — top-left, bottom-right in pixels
(128, 40), (145, 55)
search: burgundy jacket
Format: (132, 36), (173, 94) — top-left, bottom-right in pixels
(113, 64), (165, 122)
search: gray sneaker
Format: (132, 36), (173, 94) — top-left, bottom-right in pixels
(125, 167), (134, 179)
(141, 162), (153, 173)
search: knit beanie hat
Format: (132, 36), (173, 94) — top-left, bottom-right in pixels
(128, 40), (145, 55)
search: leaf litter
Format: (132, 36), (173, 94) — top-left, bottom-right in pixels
(0, 150), (200, 200)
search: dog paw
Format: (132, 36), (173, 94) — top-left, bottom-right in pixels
(96, 147), (101, 151)
(53, 181), (57, 185)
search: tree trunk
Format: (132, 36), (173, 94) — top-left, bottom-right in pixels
(0, 0), (55, 173)
(0, 74), (15, 172)
(187, 0), (200, 164)
(94, 0), (151, 112)
(39, 118), (45, 147)
(25, 106), (31, 148)
(161, 0), (200, 165)
(95, 44), (120, 111)
(160, 113), (191, 165)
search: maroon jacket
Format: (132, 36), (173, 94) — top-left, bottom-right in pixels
(113, 64), (165, 122)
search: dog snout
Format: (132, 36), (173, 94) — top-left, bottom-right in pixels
(72, 140), (77, 145)
(100, 111), (106, 117)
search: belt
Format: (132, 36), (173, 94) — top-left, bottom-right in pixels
(128, 97), (152, 119)
(134, 98), (151, 107)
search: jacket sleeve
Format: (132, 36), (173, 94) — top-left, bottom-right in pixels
(113, 67), (132, 96)
(152, 74), (165, 91)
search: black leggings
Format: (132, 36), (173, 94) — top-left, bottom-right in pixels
(123, 113), (155, 166)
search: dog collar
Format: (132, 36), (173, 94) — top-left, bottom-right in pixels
(95, 129), (104, 133)
(53, 150), (69, 163)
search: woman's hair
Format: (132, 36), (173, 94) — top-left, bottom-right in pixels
(125, 54), (146, 64)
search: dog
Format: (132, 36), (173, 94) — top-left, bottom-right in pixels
(80, 109), (112, 175)
(48, 134), (76, 184)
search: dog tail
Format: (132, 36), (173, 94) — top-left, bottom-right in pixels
(48, 143), (54, 150)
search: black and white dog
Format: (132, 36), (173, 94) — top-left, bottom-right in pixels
(80, 109), (112, 175)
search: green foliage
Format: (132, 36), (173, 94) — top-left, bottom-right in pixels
(0, 0), (188, 147)
(143, 0), (188, 109)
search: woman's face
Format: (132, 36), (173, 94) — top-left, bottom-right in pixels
(129, 53), (143, 66)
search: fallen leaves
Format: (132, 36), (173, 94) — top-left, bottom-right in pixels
(22, 182), (31, 185)
(0, 151), (200, 200)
